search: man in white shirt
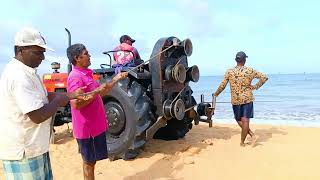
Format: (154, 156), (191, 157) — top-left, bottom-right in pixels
(0, 27), (83, 180)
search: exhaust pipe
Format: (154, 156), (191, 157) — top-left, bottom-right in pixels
(65, 28), (72, 74)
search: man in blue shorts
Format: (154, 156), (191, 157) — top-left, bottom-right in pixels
(214, 51), (268, 146)
(67, 43), (127, 180)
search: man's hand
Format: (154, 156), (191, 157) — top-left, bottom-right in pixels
(55, 94), (70, 107)
(77, 93), (95, 101)
(67, 87), (88, 100)
(95, 83), (108, 94)
(78, 82), (111, 100)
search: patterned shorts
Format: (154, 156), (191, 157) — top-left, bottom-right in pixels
(2, 152), (52, 180)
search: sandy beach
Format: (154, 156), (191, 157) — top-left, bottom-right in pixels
(1, 122), (320, 180)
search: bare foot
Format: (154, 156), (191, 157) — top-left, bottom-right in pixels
(251, 135), (258, 147)
(240, 142), (246, 147)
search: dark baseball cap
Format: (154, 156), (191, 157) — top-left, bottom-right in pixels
(120, 35), (135, 43)
(235, 51), (248, 59)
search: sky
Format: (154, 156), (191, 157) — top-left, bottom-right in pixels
(0, 0), (319, 76)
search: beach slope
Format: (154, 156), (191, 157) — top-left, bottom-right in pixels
(1, 123), (320, 180)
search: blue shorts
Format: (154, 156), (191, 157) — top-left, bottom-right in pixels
(232, 102), (254, 121)
(76, 131), (108, 163)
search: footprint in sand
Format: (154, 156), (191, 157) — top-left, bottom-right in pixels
(183, 157), (195, 165)
(246, 135), (258, 147)
(201, 139), (214, 145)
(185, 147), (201, 156)
(162, 154), (176, 161)
(180, 145), (192, 152)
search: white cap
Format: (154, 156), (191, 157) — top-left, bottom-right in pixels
(14, 27), (54, 51)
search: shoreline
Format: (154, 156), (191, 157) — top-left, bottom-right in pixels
(213, 118), (320, 128)
(1, 122), (320, 180)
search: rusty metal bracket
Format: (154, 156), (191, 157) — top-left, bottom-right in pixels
(146, 116), (167, 140)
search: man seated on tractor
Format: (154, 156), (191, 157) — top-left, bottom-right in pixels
(112, 35), (142, 73)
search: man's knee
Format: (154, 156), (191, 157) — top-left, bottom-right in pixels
(241, 117), (250, 122)
(84, 161), (96, 167)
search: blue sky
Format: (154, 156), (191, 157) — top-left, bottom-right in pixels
(0, 0), (319, 76)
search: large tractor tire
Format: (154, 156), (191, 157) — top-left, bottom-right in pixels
(153, 117), (193, 140)
(104, 78), (153, 160)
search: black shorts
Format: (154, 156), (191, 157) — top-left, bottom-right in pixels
(76, 131), (108, 163)
(232, 102), (254, 121)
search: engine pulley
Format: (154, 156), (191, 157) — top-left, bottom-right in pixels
(163, 99), (186, 120)
(164, 64), (186, 83)
(172, 64), (186, 83)
(182, 38), (193, 57)
(186, 65), (199, 82)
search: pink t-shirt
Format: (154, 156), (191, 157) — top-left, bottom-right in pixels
(67, 66), (107, 139)
(113, 43), (140, 64)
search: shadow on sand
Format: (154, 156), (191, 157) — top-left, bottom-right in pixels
(253, 127), (288, 147)
(52, 126), (74, 145)
(123, 124), (287, 180)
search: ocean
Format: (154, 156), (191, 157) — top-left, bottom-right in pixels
(189, 73), (320, 127)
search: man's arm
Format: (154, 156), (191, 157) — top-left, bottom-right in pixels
(70, 72), (128, 109)
(214, 71), (229, 97)
(99, 78), (118, 97)
(27, 94), (69, 124)
(67, 75), (93, 110)
(13, 77), (70, 124)
(69, 89), (94, 110)
(252, 70), (268, 90)
(98, 72), (129, 97)
(70, 77), (117, 109)
(47, 88), (88, 110)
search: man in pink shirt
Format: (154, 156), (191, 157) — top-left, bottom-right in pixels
(67, 43), (127, 180)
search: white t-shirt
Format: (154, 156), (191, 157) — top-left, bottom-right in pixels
(0, 58), (51, 160)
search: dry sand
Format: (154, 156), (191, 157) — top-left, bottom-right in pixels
(1, 122), (320, 180)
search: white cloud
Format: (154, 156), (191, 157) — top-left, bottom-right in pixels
(1, 0), (319, 76)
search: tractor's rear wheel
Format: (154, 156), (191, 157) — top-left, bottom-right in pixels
(153, 117), (193, 140)
(104, 78), (153, 160)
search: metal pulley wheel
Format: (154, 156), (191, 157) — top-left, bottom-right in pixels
(165, 65), (173, 81)
(182, 38), (193, 57)
(163, 99), (186, 120)
(172, 64), (186, 83)
(186, 65), (199, 82)
(163, 99), (173, 119)
(173, 99), (185, 120)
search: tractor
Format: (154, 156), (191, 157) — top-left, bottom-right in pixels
(43, 28), (215, 160)
(42, 62), (71, 127)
